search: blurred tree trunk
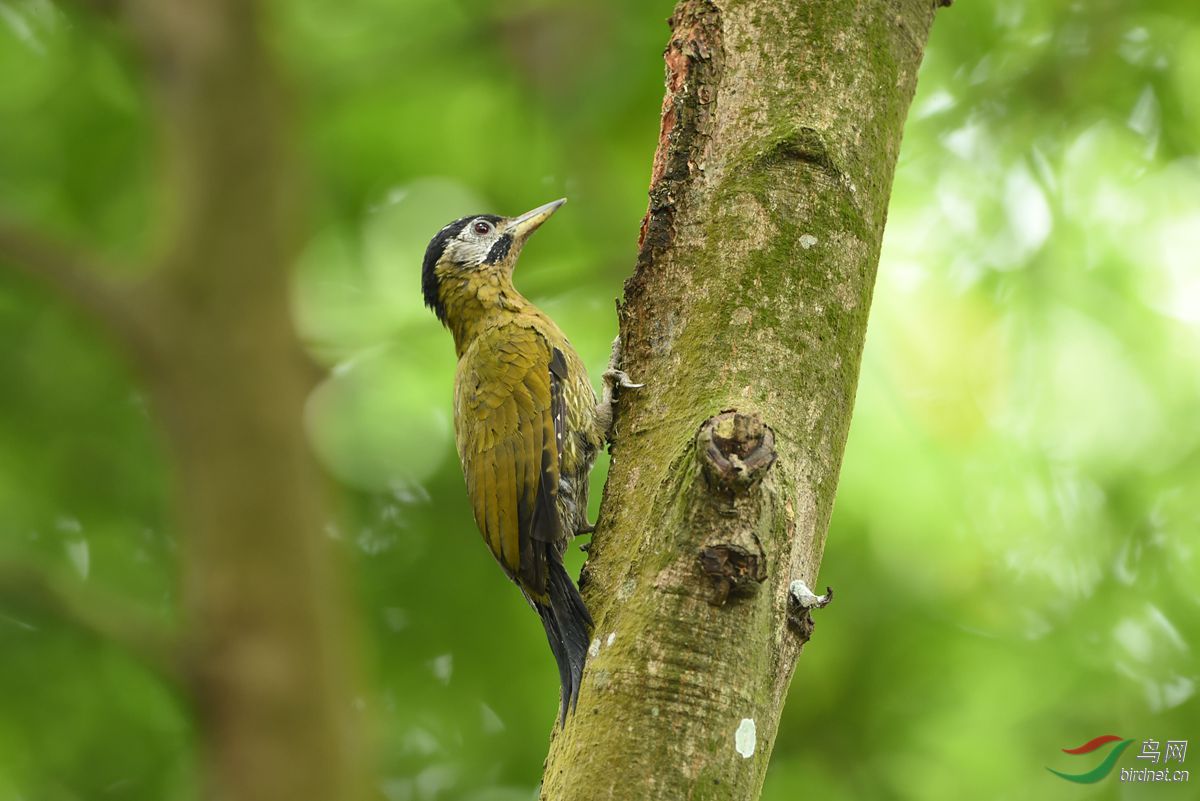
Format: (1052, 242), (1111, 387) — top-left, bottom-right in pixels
(1, 1), (364, 800)
(130, 2), (365, 799)
(541, 1), (943, 799)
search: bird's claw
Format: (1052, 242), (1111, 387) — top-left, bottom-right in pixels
(603, 369), (643, 390)
(596, 337), (643, 440)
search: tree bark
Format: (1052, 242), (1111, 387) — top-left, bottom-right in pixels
(129, 2), (365, 799)
(541, 1), (942, 799)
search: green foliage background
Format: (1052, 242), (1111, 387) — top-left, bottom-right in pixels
(1, 0), (1198, 799)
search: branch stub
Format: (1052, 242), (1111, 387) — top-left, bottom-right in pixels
(787, 580), (834, 643)
(696, 411), (776, 493)
(698, 543), (768, 606)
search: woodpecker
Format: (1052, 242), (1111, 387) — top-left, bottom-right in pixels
(422, 198), (638, 720)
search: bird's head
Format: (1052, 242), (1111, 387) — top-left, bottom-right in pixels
(422, 198), (566, 325)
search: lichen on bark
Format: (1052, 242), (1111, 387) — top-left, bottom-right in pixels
(542, 1), (943, 799)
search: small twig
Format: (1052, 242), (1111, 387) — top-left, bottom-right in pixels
(0, 559), (182, 686)
(0, 218), (158, 364)
(787, 579), (833, 643)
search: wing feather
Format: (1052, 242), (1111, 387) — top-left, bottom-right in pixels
(495, 439), (520, 568)
(455, 324), (564, 597)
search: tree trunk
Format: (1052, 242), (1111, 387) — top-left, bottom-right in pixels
(1, 1), (365, 800)
(541, 1), (942, 798)
(134, 2), (365, 799)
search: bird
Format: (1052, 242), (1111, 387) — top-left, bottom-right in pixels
(421, 198), (639, 721)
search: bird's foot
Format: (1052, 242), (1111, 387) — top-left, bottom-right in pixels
(576, 522), (596, 536)
(596, 336), (644, 440)
(603, 335), (642, 389)
(596, 370), (642, 441)
(602, 368), (644, 392)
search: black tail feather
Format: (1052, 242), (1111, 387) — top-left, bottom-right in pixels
(536, 558), (593, 722)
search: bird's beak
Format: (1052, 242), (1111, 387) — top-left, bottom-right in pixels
(507, 198), (566, 240)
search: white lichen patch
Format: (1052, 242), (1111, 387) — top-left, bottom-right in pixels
(588, 638), (601, 658)
(799, 233), (818, 249)
(735, 718), (756, 758)
(789, 579), (833, 609)
(590, 668), (611, 690)
(606, 632), (616, 647)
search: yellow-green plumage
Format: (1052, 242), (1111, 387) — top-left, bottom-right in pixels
(455, 317), (601, 599)
(422, 200), (602, 719)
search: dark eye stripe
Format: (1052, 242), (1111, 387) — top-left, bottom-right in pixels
(485, 234), (513, 264)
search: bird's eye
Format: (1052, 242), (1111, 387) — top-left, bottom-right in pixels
(472, 220), (492, 236)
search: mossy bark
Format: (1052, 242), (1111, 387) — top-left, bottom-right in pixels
(541, 1), (942, 799)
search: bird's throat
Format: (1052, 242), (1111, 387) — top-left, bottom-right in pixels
(441, 275), (530, 358)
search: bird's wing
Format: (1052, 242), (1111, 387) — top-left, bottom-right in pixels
(455, 323), (566, 599)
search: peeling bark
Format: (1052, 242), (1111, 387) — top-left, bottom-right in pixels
(542, 1), (942, 798)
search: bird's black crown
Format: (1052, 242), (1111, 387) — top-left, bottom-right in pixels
(421, 213), (503, 323)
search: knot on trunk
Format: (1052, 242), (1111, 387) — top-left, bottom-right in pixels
(698, 543), (767, 606)
(692, 411), (775, 604)
(697, 411), (776, 494)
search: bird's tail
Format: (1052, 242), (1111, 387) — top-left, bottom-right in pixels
(535, 558), (593, 723)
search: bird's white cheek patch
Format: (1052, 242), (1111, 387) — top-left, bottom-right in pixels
(735, 718), (756, 758)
